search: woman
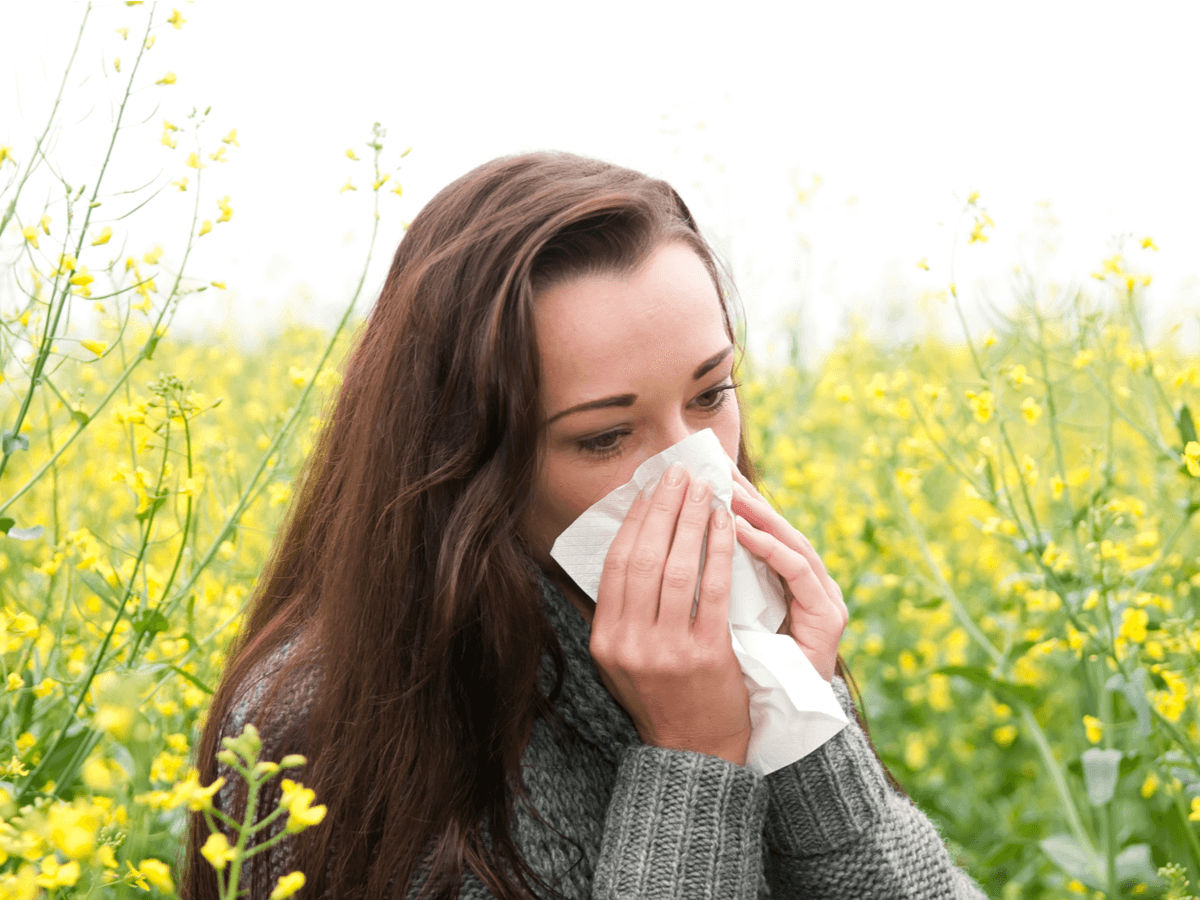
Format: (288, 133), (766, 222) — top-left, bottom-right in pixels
(184, 152), (987, 899)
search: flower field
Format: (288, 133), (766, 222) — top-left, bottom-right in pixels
(2, 6), (1199, 899)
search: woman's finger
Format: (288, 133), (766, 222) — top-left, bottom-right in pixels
(731, 470), (844, 608)
(656, 477), (714, 632)
(623, 464), (691, 626)
(594, 487), (652, 629)
(693, 504), (734, 644)
(734, 515), (837, 619)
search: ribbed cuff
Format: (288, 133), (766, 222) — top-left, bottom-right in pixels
(762, 677), (890, 857)
(593, 745), (769, 900)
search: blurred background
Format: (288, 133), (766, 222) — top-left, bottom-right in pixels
(4, 0), (1199, 363)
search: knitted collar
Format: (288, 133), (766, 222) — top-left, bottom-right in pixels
(536, 574), (641, 768)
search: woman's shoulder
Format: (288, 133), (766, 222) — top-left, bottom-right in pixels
(220, 633), (323, 746)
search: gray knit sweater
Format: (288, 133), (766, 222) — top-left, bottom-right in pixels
(217, 576), (989, 899)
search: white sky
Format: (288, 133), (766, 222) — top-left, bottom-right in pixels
(4, 1), (1200, 364)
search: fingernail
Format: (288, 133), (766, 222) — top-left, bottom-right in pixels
(712, 506), (729, 528)
(664, 463), (686, 486)
(688, 478), (710, 502)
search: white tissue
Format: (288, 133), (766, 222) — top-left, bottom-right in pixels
(550, 428), (848, 775)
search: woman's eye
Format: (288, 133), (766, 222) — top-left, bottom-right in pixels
(695, 382), (737, 410)
(578, 430), (627, 458)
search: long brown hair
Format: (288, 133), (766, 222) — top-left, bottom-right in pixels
(183, 152), (767, 900)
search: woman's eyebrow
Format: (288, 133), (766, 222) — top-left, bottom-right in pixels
(546, 345), (735, 426)
(693, 345), (734, 381)
(546, 394), (637, 425)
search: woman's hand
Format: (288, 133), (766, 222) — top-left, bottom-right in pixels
(730, 467), (848, 682)
(590, 462), (752, 767)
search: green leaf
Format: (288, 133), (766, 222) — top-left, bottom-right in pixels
(1107, 670), (1153, 739)
(937, 665), (1039, 707)
(4, 522), (44, 541)
(131, 608), (169, 637)
(1, 430), (30, 454)
(1081, 748), (1122, 806)
(78, 570), (120, 609)
(1115, 844), (1161, 886)
(1178, 403), (1198, 446)
(134, 493), (167, 523)
(1040, 833), (1100, 887)
(69, 408), (89, 426)
(169, 665), (213, 695)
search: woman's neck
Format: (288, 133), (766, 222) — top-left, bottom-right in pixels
(540, 558), (596, 628)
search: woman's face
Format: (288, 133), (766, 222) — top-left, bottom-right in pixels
(527, 240), (741, 564)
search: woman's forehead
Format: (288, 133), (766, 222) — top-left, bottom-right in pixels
(535, 243), (729, 403)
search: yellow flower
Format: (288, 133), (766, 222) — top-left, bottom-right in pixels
(967, 190), (980, 204)
(7, 672), (24, 691)
(1141, 772), (1158, 798)
(916, 257), (929, 271)
(144, 246), (164, 265)
(156, 71), (176, 86)
(270, 872), (306, 900)
(1141, 236), (1158, 251)
(116, 26), (129, 38)
(171, 176), (188, 191)
(1190, 797), (1200, 821)
(200, 832), (238, 870)
(0, 145), (13, 166)
(96, 704), (135, 741)
(391, 181), (404, 196)
(1072, 349), (1094, 369)
(280, 779), (327, 833)
(36, 857), (80, 889)
(70, 266), (95, 293)
(1083, 715), (1104, 744)
(1184, 441), (1200, 477)
(965, 390), (993, 423)
(170, 771), (225, 811)
(222, 128), (240, 146)
(81, 340), (107, 357)
(91, 226), (113, 245)
(137, 859), (175, 893)
(211, 280), (227, 289)
(114, 56), (121, 72)
(217, 196), (233, 222)
(993, 725), (1017, 747)
(21, 225), (38, 249)
(340, 178), (357, 193)
(48, 801), (100, 859)
(372, 175), (390, 191)
(1020, 397), (1042, 423)
(209, 146), (227, 163)
(185, 152), (205, 169)
(1119, 607), (1149, 644)
(161, 131), (178, 149)
(345, 148), (360, 160)
(39, 214), (52, 234)
(167, 8), (186, 28)
(199, 220), (213, 236)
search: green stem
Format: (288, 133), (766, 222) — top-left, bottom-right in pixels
(0, 5), (90, 241)
(1017, 703), (1102, 876)
(153, 172), (384, 626)
(0, 8), (154, 485)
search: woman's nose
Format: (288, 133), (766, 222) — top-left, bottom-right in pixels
(656, 418), (699, 455)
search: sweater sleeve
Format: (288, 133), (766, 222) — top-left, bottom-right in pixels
(760, 677), (989, 899)
(591, 745), (771, 900)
